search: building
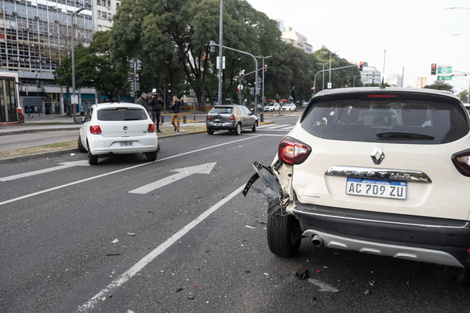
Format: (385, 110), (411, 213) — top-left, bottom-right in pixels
(0, 0), (120, 122)
(280, 25), (313, 54)
(360, 63), (382, 85)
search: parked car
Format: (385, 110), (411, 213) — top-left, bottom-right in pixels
(206, 105), (258, 135)
(281, 102), (296, 111)
(78, 103), (159, 165)
(244, 87), (470, 283)
(248, 103), (264, 113)
(264, 102), (280, 112)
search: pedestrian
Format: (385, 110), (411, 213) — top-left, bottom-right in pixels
(149, 93), (163, 132)
(136, 92), (149, 111)
(170, 95), (182, 133)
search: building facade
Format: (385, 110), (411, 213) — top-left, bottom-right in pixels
(0, 0), (119, 121)
(360, 63), (382, 85)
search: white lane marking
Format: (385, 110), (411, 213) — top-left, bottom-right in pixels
(0, 136), (260, 207)
(0, 160), (89, 182)
(76, 184), (245, 312)
(128, 162), (217, 194)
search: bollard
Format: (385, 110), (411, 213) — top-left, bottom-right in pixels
(183, 115), (187, 123)
(161, 115), (164, 124)
(260, 113), (264, 123)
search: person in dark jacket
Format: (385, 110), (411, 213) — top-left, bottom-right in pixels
(149, 93), (163, 132)
(136, 93), (149, 111)
(170, 95), (182, 133)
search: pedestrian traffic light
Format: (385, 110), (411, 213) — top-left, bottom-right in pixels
(359, 61), (364, 71)
(431, 63), (437, 75)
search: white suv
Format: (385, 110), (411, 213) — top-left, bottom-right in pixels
(244, 87), (470, 283)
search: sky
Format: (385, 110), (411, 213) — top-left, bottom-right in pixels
(246, 0), (470, 93)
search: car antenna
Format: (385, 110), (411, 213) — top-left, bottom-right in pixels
(380, 49), (386, 89)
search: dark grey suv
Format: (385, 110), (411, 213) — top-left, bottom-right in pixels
(244, 87), (470, 284)
(206, 105), (258, 135)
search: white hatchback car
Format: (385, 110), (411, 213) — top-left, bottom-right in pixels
(244, 87), (470, 284)
(264, 102), (280, 112)
(281, 102), (296, 111)
(78, 103), (159, 165)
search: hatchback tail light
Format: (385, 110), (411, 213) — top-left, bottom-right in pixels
(148, 123), (156, 133)
(452, 149), (470, 176)
(230, 114), (235, 121)
(278, 136), (311, 165)
(89, 125), (102, 135)
(206, 114), (210, 121)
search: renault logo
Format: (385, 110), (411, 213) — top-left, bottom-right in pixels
(123, 126), (128, 131)
(371, 147), (385, 165)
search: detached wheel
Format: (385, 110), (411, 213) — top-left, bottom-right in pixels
(88, 149), (98, 165)
(78, 135), (86, 153)
(252, 122), (257, 132)
(145, 151), (157, 162)
(267, 214), (302, 257)
(207, 128), (214, 135)
(455, 268), (470, 284)
(234, 123), (242, 135)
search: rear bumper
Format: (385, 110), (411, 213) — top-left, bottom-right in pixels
(89, 135), (158, 155)
(206, 121), (236, 130)
(293, 203), (470, 268)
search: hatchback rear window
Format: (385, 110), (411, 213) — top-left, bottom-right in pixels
(210, 107), (233, 114)
(97, 108), (148, 121)
(301, 97), (469, 144)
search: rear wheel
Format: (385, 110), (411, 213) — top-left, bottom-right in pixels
(267, 214), (302, 257)
(207, 128), (214, 135)
(88, 148), (98, 165)
(455, 268), (470, 284)
(145, 151), (157, 162)
(234, 123), (242, 135)
(78, 135), (86, 153)
(252, 122), (257, 132)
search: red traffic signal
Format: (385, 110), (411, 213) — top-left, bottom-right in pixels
(264, 64), (268, 72)
(431, 63), (437, 75)
(359, 61), (364, 71)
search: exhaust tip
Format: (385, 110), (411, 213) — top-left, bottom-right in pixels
(312, 235), (323, 248)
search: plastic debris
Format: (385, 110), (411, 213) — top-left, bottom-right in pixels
(111, 238), (119, 244)
(364, 290), (370, 295)
(245, 225), (255, 229)
(295, 270), (309, 280)
(106, 253), (121, 257)
(176, 288), (183, 293)
(308, 278), (339, 292)
(127, 232), (136, 236)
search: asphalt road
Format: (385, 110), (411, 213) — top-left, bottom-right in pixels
(1, 115), (470, 313)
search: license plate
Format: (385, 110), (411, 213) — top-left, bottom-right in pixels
(346, 178), (407, 200)
(120, 141), (133, 146)
(214, 123), (221, 126)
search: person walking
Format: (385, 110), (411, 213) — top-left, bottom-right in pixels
(170, 95), (182, 133)
(149, 93), (163, 132)
(136, 93), (149, 111)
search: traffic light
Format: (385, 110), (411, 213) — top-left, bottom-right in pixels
(264, 64), (268, 72)
(359, 61), (364, 71)
(431, 63), (437, 75)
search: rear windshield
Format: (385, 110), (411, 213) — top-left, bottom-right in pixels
(209, 107), (233, 114)
(97, 108), (148, 121)
(301, 98), (469, 144)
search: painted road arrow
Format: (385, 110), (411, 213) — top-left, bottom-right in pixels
(0, 160), (89, 182)
(128, 162), (217, 195)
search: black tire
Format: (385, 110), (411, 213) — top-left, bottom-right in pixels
(88, 148), (98, 165)
(234, 123), (242, 135)
(267, 214), (302, 257)
(252, 122), (257, 132)
(455, 268), (470, 284)
(145, 151), (157, 162)
(207, 128), (214, 135)
(78, 135), (86, 153)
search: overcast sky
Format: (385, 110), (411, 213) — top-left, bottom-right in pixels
(246, 0), (470, 92)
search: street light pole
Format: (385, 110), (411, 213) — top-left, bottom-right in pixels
(218, 0), (223, 106)
(257, 55), (272, 110)
(71, 7), (84, 122)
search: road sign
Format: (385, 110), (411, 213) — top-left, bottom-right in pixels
(438, 75), (452, 81)
(437, 65), (452, 75)
(238, 84), (243, 90)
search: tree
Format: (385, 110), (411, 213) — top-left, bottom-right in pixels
(423, 81), (453, 92)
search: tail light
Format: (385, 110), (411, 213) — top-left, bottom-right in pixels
(452, 149), (470, 176)
(148, 123), (156, 133)
(89, 125), (102, 135)
(230, 114), (235, 121)
(278, 136), (311, 165)
(206, 114), (210, 120)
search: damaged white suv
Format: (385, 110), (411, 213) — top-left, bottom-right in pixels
(244, 87), (470, 283)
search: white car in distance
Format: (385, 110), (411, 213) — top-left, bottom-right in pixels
(78, 103), (159, 165)
(264, 102), (280, 112)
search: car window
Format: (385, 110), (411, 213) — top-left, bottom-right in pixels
(301, 98), (469, 144)
(210, 107), (233, 114)
(97, 108), (148, 121)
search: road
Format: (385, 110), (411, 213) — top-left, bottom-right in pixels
(1, 114), (469, 313)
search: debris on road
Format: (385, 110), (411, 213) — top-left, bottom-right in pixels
(308, 278), (339, 293)
(111, 238), (119, 244)
(295, 270), (309, 280)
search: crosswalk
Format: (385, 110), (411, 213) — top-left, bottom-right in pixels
(258, 123), (294, 131)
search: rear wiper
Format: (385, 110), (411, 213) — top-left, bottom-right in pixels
(124, 118), (139, 120)
(376, 131), (434, 140)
